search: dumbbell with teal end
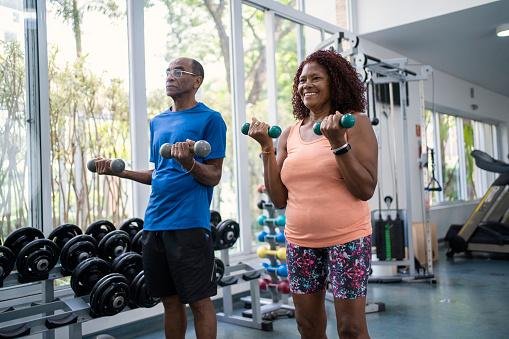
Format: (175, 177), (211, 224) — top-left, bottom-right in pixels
(87, 158), (125, 174)
(257, 215), (267, 226)
(275, 215), (286, 226)
(241, 122), (282, 138)
(313, 113), (356, 135)
(159, 140), (211, 159)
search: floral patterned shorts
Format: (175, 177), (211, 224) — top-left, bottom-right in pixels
(286, 236), (371, 299)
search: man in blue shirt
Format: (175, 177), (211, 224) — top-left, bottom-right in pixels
(95, 57), (226, 339)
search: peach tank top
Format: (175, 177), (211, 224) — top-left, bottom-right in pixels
(280, 121), (372, 248)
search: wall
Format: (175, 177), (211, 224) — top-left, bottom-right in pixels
(361, 39), (509, 237)
(353, 0), (497, 34)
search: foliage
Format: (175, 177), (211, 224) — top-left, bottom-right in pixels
(0, 40), (27, 239)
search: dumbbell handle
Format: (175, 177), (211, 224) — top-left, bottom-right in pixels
(159, 140), (211, 159)
(241, 122), (282, 138)
(313, 113), (356, 135)
(87, 158), (125, 174)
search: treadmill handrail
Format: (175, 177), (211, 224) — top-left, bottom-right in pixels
(471, 150), (509, 173)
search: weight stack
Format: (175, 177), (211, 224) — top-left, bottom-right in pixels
(374, 218), (405, 261)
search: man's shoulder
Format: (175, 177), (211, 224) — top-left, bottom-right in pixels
(197, 102), (221, 116)
(151, 109), (171, 121)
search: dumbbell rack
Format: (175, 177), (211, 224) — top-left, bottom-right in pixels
(215, 248), (272, 331)
(242, 200), (294, 320)
(0, 266), (98, 338)
(0, 219), (147, 339)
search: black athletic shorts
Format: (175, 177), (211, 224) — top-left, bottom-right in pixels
(141, 228), (217, 304)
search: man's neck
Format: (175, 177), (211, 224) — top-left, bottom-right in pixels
(171, 97), (198, 112)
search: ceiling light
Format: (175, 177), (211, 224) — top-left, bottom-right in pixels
(496, 23), (509, 37)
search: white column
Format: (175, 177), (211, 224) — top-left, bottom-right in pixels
(127, 0), (150, 218)
(231, 0), (252, 252)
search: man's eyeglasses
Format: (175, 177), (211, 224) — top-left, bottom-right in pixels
(166, 69), (199, 78)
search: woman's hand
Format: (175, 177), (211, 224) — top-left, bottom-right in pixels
(247, 117), (274, 152)
(320, 111), (348, 148)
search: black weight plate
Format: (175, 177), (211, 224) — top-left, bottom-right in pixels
(0, 246), (15, 284)
(112, 252), (142, 283)
(71, 257), (111, 296)
(214, 257), (224, 283)
(128, 271), (144, 308)
(118, 218), (144, 240)
(4, 227), (45, 256)
(48, 224), (82, 250)
(60, 235), (97, 275)
(90, 273), (129, 317)
(215, 219), (240, 250)
(210, 210), (222, 227)
(131, 230), (143, 254)
(129, 271), (160, 308)
(85, 220), (116, 242)
(16, 239), (59, 282)
(98, 230), (131, 262)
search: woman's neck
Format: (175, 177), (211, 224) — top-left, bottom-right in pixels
(307, 107), (332, 124)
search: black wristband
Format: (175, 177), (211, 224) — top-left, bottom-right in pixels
(332, 143), (351, 155)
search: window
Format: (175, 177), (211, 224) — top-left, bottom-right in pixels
(144, 0), (237, 246)
(423, 109), (498, 205)
(438, 114), (460, 202)
(46, 0), (131, 229)
(0, 0), (31, 238)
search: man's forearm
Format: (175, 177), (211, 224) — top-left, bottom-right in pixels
(183, 158), (223, 187)
(117, 169), (153, 185)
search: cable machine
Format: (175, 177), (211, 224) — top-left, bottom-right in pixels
(316, 33), (436, 281)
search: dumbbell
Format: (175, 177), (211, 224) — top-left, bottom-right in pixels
(277, 280), (290, 294)
(257, 231), (285, 244)
(257, 246), (286, 260)
(87, 158), (125, 174)
(258, 278), (271, 292)
(241, 122), (282, 138)
(159, 140), (211, 158)
(313, 113), (356, 135)
(257, 214), (286, 226)
(262, 262), (288, 277)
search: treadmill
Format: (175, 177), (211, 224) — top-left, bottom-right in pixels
(447, 150), (509, 257)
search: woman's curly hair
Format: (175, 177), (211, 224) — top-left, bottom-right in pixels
(291, 49), (366, 120)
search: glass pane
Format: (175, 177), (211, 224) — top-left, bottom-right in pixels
(275, 16), (298, 129)
(473, 120), (497, 195)
(275, 0), (297, 9)
(0, 0), (30, 238)
(423, 110), (442, 204)
(46, 1), (132, 229)
(463, 118), (477, 200)
(438, 113), (460, 202)
(303, 26), (323, 57)
(144, 0), (236, 248)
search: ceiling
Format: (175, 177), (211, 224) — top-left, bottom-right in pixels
(361, 1), (509, 97)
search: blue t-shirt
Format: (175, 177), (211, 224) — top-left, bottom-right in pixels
(144, 102), (227, 231)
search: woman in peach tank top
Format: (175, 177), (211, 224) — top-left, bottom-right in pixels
(246, 50), (378, 339)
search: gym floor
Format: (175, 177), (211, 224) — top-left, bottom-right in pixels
(104, 243), (509, 339)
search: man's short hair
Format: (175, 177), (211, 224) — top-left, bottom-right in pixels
(191, 59), (204, 79)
